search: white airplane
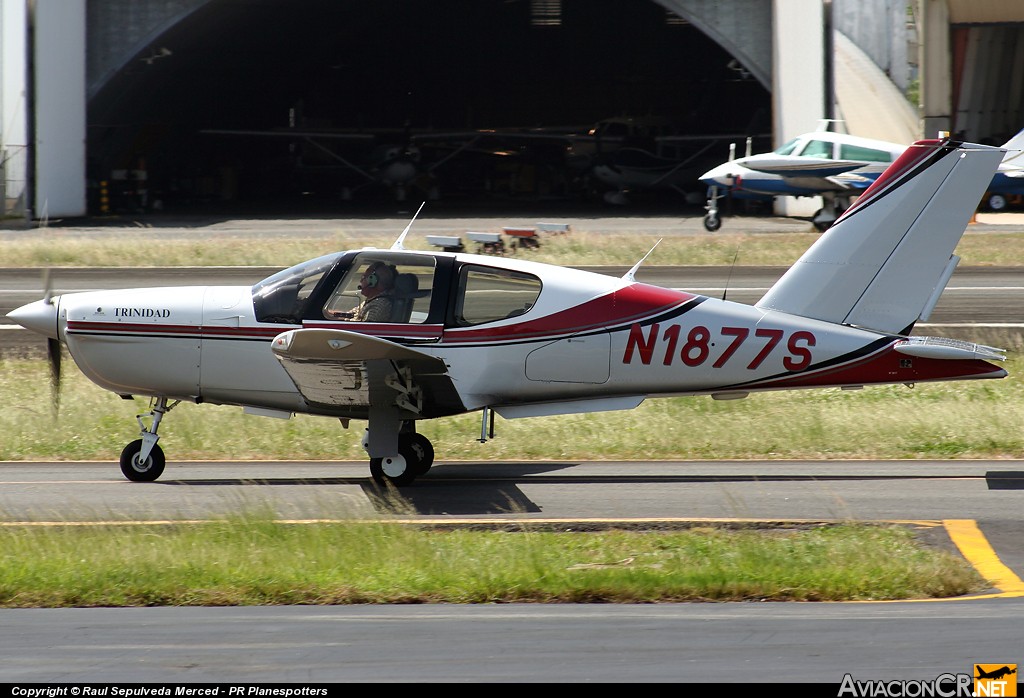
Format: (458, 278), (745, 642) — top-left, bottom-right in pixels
(698, 127), (907, 232)
(8, 137), (1009, 487)
(981, 127), (1024, 211)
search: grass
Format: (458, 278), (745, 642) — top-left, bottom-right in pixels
(0, 516), (987, 607)
(7, 228), (1024, 268)
(0, 354), (1008, 606)
(2, 354), (1022, 462)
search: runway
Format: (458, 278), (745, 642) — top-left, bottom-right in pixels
(2, 214), (1023, 683)
(1, 458), (1023, 684)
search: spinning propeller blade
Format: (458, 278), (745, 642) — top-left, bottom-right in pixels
(41, 270), (61, 412)
(47, 336), (61, 413)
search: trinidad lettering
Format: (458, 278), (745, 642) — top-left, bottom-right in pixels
(115, 307), (171, 318)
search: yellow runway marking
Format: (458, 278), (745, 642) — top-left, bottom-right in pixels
(944, 519), (1024, 594)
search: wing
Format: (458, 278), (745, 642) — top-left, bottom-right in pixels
(270, 329), (465, 418)
(739, 155), (868, 178)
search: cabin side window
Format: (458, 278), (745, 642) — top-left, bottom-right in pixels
(838, 144), (894, 163)
(322, 253), (436, 324)
(800, 139), (832, 158)
(452, 265), (541, 326)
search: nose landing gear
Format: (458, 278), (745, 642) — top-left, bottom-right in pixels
(119, 397), (179, 482)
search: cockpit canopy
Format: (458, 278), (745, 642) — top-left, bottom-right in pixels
(252, 250), (542, 328)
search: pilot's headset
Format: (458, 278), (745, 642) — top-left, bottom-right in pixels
(364, 262), (394, 289)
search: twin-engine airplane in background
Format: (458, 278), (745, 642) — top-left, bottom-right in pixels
(698, 126), (906, 232)
(699, 125), (1024, 232)
(8, 136), (1010, 486)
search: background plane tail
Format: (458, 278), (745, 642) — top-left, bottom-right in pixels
(999, 128), (1024, 167)
(756, 138), (1005, 334)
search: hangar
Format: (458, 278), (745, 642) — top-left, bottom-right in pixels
(1, 0), (1023, 220)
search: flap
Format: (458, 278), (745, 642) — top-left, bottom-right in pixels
(270, 329), (463, 416)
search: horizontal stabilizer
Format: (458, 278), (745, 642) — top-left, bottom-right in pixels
(893, 337), (1006, 362)
(756, 139), (1005, 334)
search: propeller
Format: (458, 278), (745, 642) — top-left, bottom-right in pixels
(47, 336), (62, 414)
(41, 270), (61, 414)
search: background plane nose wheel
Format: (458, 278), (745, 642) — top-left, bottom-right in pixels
(703, 212), (721, 232)
(119, 439), (166, 482)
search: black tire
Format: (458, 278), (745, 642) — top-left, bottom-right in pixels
(369, 440), (420, 487)
(702, 213), (721, 232)
(401, 432), (435, 475)
(119, 439), (166, 482)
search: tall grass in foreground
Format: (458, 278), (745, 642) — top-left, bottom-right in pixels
(2, 354), (1022, 461)
(0, 517), (985, 606)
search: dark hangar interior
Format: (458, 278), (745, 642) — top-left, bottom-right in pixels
(86, 0), (771, 213)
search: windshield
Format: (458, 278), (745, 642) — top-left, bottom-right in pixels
(252, 252), (344, 324)
(773, 138), (800, 156)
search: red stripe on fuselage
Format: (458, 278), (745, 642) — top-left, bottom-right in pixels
(444, 283), (698, 344)
(739, 341), (1004, 390)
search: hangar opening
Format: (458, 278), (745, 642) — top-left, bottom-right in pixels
(85, 0), (771, 214)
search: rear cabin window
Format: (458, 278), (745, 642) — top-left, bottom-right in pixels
(454, 265), (541, 326)
(838, 144), (895, 163)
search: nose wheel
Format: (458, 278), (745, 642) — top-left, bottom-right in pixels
(119, 397), (178, 482)
(703, 185), (723, 231)
(120, 440), (166, 482)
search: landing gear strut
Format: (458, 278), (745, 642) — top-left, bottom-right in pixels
(120, 396), (178, 482)
(703, 185), (722, 232)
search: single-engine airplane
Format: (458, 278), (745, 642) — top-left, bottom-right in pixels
(8, 136), (1010, 486)
(698, 126), (906, 232)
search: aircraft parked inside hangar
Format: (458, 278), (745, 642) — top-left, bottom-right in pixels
(8, 136), (1009, 486)
(203, 115), (766, 204)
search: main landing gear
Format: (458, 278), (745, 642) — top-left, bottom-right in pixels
(366, 427), (435, 487)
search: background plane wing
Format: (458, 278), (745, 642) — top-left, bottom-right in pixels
(270, 329), (464, 417)
(739, 156), (867, 178)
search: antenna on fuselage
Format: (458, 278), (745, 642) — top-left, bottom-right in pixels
(722, 248), (740, 301)
(621, 239), (662, 284)
(391, 201), (426, 251)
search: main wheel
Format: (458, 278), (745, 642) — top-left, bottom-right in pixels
(401, 432), (434, 476)
(703, 212), (721, 232)
(119, 439), (166, 482)
(369, 440), (421, 487)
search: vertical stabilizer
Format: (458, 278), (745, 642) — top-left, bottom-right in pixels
(756, 139), (1004, 334)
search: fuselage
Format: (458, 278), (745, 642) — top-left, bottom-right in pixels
(9, 248), (1005, 423)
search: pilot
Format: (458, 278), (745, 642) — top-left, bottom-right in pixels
(333, 261), (396, 322)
